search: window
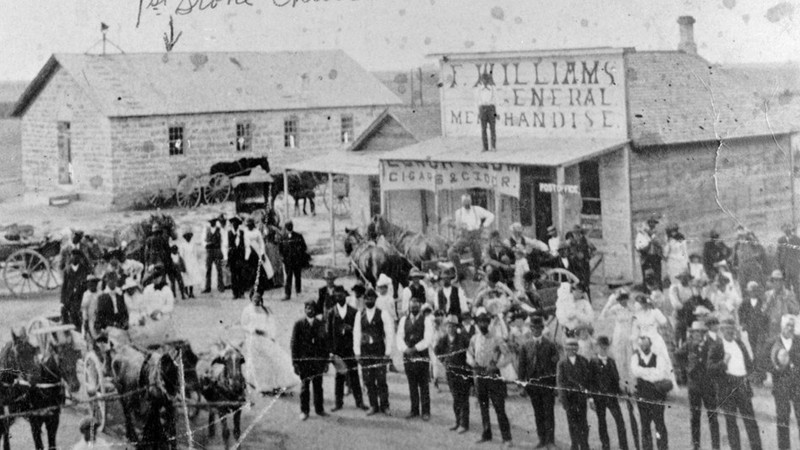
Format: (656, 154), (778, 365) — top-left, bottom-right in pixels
(236, 122), (252, 152)
(579, 160), (601, 215)
(340, 114), (354, 144)
(284, 116), (298, 148)
(468, 188), (489, 209)
(168, 126), (184, 156)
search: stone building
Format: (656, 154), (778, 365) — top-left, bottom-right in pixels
(12, 50), (400, 207)
(379, 16), (799, 284)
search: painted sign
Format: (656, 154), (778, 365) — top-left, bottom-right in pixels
(441, 51), (627, 139)
(538, 183), (580, 194)
(381, 160), (520, 198)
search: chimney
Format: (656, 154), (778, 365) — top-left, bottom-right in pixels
(677, 15), (697, 55)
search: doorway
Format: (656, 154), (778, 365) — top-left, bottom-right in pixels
(57, 122), (72, 185)
(520, 166), (553, 240)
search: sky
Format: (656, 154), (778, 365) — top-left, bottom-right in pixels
(0, 0), (798, 81)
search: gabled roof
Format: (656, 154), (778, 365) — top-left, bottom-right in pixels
(12, 51), (401, 118)
(349, 105), (441, 151)
(626, 51), (796, 147)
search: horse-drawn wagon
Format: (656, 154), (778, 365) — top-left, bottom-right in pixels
(0, 229), (62, 296)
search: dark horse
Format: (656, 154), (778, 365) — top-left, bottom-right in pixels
(344, 227), (412, 296)
(198, 343), (247, 447)
(270, 172), (326, 216)
(108, 330), (180, 450)
(209, 157), (270, 178)
(0, 329), (80, 450)
(369, 215), (448, 269)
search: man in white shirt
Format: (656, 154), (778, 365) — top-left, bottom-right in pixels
(708, 318), (762, 450)
(397, 297), (435, 421)
(353, 289), (395, 415)
(141, 267), (175, 319)
(475, 72), (497, 152)
(631, 336), (671, 450)
(448, 194), (495, 281)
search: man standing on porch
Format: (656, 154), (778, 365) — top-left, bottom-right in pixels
(448, 194), (494, 282)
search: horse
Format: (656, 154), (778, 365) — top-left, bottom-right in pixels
(344, 227), (412, 296)
(107, 329), (180, 449)
(369, 215), (448, 268)
(270, 172), (326, 216)
(209, 157), (270, 178)
(0, 329), (38, 450)
(198, 342), (247, 447)
(26, 340), (81, 450)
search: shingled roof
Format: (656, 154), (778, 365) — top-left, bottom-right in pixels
(626, 51), (795, 148)
(12, 51), (401, 118)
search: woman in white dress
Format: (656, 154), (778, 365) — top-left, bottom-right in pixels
(241, 292), (300, 396)
(631, 294), (676, 385)
(600, 288), (636, 392)
(663, 224), (689, 285)
(177, 228), (203, 298)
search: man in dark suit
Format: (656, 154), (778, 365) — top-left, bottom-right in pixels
(568, 225), (596, 302)
(777, 223), (800, 301)
(434, 314), (472, 433)
(203, 217), (224, 294)
(631, 336), (671, 450)
(518, 315), (559, 448)
(279, 221), (308, 301)
(94, 273), (129, 335)
(589, 336), (628, 450)
(769, 314), (800, 450)
(739, 281), (769, 383)
(675, 321), (719, 450)
(554, 242), (578, 272)
(703, 230), (731, 281)
(61, 248), (91, 328)
(291, 300), (329, 420)
(707, 318), (762, 450)
(556, 337), (591, 450)
(353, 289), (394, 416)
(326, 286), (366, 411)
(396, 296), (435, 421)
(226, 217), (246, 299)
(318, 270), (339, 318)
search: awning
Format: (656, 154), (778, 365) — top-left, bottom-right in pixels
(380, 136), (629, 167)
(284, 150), (392, 176)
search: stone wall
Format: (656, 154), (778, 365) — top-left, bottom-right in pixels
(597, 146), (633, 283)
(20, 68), (112, 202)
(110, 106), (383, 207)
(630, 134), (795, 268)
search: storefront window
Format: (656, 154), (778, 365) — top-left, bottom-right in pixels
(579, 160), (601, 215)
(468, 188), (489, 209)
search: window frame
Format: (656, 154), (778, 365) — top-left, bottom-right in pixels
(236, 121), (253, 152)
(340, 114), (354, 144)
(168, 125), (185, 156)
(283, 116), (299, 148)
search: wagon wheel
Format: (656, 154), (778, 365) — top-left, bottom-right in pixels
(543, 268), (581, 286)
(44, 263), (63, 291)
(82, 352), (107, 433)
(332, 195), (350, 217)
(175, 175), (202, 208)
(206, 173), (232, 204)
(3, 249), (51, 296)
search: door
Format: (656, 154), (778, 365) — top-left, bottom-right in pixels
(532, 183), (553, 240)
(520, 166), (554, 240)
(368, 175), (381, 218)
(57, 122), (72, 184)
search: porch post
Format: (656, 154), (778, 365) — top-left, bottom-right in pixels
(283, 168), (290, 221)
(434, 174), (440, 235)
(329, 173), (336, 266)
(494, 189), (501, 231)
(556, 166), (566, 236)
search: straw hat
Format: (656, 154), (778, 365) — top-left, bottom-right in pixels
(376, 274), (392, 287)
(689, 321), (708, 332)
(121, 278), (139, 291)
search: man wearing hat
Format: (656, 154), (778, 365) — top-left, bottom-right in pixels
(518, 315), (559, 448)
(72, 416), (111, 449)
(556, 337), (591, 450)
(203, 216), (225, 294)
(317, 269), (340, 317)
(765, 269), (800, 337)
(375, 273), (397, 322)
(703, 229), (731, 280)
(467, 308), (512, 446)
(225, 216), (247, 299)
(675, 321), (720, 450)
(546, 225), (560, 257)
(635, 215), (663, 289)
(670, 270), (700, 346)
(739, 281), (769, 383)
(279, 220), (308, 301)
(769, 314), (800, 450)
(61, 248), (92, 328)
(79, 274), (102, 335)
(122, 278), (145, 326)
(291, 299), (330, 420)
(141, 264), (175, 320)
(436, 267), (468, 319)
(326, 286), (367, 412)
(401, 268), (428, 317)
(589, 336), (629, 450)
(448, 194), (494, 281)
(777, 222), (800, 301)
(707, 318), (763, 450)
(568, 224), (596, 301)
(434, 314), (472, 433)
(397, 297), (435, 421)
(353, 289), (395, 416)
(631, 335), (671, 450)
(94, 272), (129, 335)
